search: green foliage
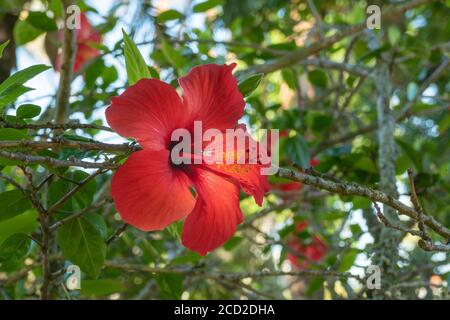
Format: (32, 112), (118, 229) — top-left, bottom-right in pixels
(0, 40), (9, 59)
(122, 29), (151, 85)
(238, 73), (263, 97)
(193, 0), (222, 13)
(13, 20), (43, 46)
(286, 135), (310, 168)
(26, 12), (58, 31)
(57, 213), (107, 278)
(156, 9), (184, 23)
(16, 104), (41, 119)
(0, 190), (32, 223)
(0, 233), (31, 263)
(0, 64), (50, 108)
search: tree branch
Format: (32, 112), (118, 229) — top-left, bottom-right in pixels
(104, 261), (363, 281)
(275, 167), (450, 240)
(0, 150), (118, 169)
(238, 0), (434, 77)
(0, 118), (113, 132)
(54, 0), (76, 125)
(0, 140), (139, 153)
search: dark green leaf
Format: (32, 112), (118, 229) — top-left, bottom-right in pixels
(0, 233), (31, 262)
(307, 70), (328, 88)
(0, 64), (50, 95)
(27, 12), (58, 31)
(49, 0), (64, 18)
(305, 277), (324, 296)
(0, 128), (28, 140)
(13, 20), (44, 46)
(0, 211), (38, 245)
(223, 236), (243, 250)
(81, 279), (126, 296)
(286, 135), (310, 168)
(16, 104), (41, 119)
(156, 9), (184, 23)
(156, 273), (184, 299)
(0, 84), (33, 108)
(193, 0), (222, 13)
(0, 190), (32, 222)
(238, 73), (263, 97)
(57, 214), (106, 278)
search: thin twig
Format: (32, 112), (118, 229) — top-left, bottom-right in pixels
(46, 169), (106, 215)
(106, 223), (129, 245)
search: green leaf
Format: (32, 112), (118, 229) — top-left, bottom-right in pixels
(0, 64), (50, 108)
(48, 170), (97, 212)
(156, 9), (184, 23)
(193, 0), (222, 13)
(286, 135), (311, 168)
(49, 0), (64, 18)
(0, 64), (50, 95)
(238, 73), (263, 98)
(155, 273), (184, 299)
(57, 214), (106, 278)
(0, 211), (38, 245)
(353, 156), (378, 174)
(0, 40), (10, 59)
(0, 84), (33, 108)
(307, 70), (328, 88)
(305, 276), (324, 296)
(0, 233), (31, 262)
(160, 37), (186, 70)
(388, 26), (401, 45)
(16, 104), (41, 119)
(122, 29), (151, 85)
(13, 20), (44, 46)
(281, 69), (296, 89)
(27, 12), (58, 31)
(81, 279), (126, 296)
(223, 236), (243, 250)
(0, 128), (28, 140)
(338, 249), (359, 272)
(350, 224), (362, 235)
(0, 190), (32, 223)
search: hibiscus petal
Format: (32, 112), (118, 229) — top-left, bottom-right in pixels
(74, 43), (100, 73)
(110, 149), (195, 231)
(201, 125), (270, 205)
(207, 163), (269, 206)
(179, 63), (245, 131)
(106, 79), (187, 150)
(181, 167), (243, 255)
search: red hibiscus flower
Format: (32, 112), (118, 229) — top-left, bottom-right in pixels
(287, 221), (328, 269)
(106, 64), (270, 255)
(56, 12), (101, 73)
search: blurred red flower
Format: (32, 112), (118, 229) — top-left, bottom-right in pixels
(106, 64), (270, 255)
(287, 221), (328, 269)
(56, 12), (101, 73)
